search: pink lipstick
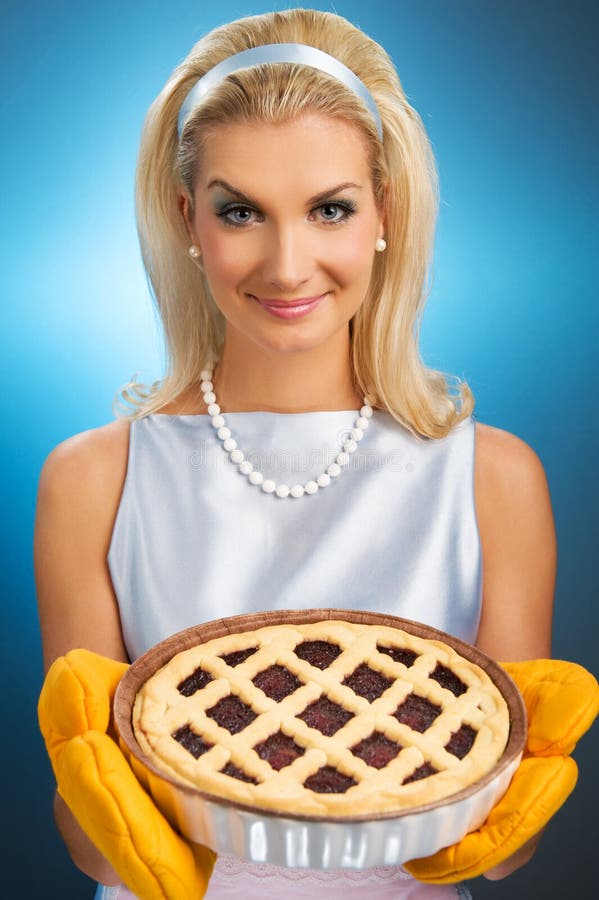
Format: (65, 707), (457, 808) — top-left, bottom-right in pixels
(250, 293), (327, 319)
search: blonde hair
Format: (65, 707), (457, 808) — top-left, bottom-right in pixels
(121, 8), (474, 438)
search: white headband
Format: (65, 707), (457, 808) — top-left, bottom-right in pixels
(177, 43), (383, 140)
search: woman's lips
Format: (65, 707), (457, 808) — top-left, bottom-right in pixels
(249, 293), (327, 319)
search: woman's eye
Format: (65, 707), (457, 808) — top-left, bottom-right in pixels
(312, 201), (356, 224)
(218, 205), (258, 227)
(217, 200), (356, 228)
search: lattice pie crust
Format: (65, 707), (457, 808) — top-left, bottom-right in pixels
(133, 621), (510, 816)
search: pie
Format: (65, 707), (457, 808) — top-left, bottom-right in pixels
(132, 619), (511, 816)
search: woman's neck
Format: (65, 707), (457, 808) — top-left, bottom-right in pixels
(212, 333), (361, 414)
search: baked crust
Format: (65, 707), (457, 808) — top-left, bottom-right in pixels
(133, 620), (510, 816)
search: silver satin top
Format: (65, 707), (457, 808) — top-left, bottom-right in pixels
(108, 409), (482, 661)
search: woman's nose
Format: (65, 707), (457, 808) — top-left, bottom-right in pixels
(260, 224), (314, 292)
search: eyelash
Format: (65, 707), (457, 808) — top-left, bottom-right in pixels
(217, 200), (358, 229)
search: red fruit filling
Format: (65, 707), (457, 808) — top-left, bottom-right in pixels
(298, 696), (354, 736)
(177, 667), (213, 696)
(445, 724), (477, 758)
(430, 663), (467, 697)
(253, 665), (303, 701)
(304, 766), (357, 794)
(343, 663), (393, 701)
(351, 731), (402, 768)
(377, 645), (419, 668)
(254, 731), (305, 770)
(220, 762), (258, 784)
(294, 640), (341, 669)
(206, 695), (257, 734)
(220, 647), (258, 667)
(402, 761), (438, 784)
(393, 694), (441, 732)
(172, 724), (212, 759)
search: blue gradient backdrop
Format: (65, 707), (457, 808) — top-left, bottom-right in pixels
(2, 1), (596, 897)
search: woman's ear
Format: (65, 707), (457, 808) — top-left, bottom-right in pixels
(376, 210), (386, 244)
(379, 184), (389, 236)
(178, 191), (196, 242)
(373, 183), (388, 244)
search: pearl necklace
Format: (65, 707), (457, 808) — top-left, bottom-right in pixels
(200, 364), (373, 498)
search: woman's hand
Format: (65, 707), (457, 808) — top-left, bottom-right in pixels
(38, 648), (216, 900)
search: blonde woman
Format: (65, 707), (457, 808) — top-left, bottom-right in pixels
(35, 9), (563, 899)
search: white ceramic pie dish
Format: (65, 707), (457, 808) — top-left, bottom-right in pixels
(115, 609), (527, 870)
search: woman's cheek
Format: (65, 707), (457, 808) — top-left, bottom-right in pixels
(330, 232), (376, 289)
(201, 236), (249, 288)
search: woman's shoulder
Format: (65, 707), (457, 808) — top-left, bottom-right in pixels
(474, 421), (549, 495)
(41, 417), (131, 469)
(38, 419), (131, 510)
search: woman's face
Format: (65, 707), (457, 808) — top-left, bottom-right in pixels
(181, 112), (385, 356)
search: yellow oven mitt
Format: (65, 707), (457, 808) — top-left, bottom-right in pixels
(405, 659), (599, 883)
(38, 649), (216, 900)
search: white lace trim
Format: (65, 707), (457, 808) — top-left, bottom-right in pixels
(213, 855), (413, 883)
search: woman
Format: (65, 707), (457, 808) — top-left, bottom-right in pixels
(35, 8), (563, 899)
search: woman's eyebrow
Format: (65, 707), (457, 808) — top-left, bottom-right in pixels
(308, 182), (363, 204)
(206, 179), (363, 206)
(207, 179), (259, 204)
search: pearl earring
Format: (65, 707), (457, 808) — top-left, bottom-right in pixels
(188, 245), (201, 259)
(375, 238), (387, 252)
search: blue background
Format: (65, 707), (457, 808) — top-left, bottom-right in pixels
(2, 1), (596, 896)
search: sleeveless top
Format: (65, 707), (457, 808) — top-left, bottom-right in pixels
(103, 409), (481, 900)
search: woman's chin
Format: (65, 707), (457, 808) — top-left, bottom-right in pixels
(255, 329), (348, 358)
(223, 317), (350, 359)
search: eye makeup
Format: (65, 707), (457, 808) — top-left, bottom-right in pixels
(212, 193), (359, 229)
(214, 201), (261, 228)
(310, 199), (357, 225)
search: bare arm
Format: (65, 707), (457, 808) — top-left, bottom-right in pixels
(474, 422), (556, 880)
(34, 420), (131, 885)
